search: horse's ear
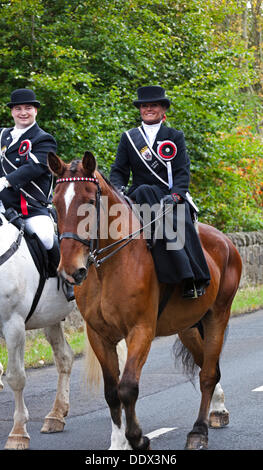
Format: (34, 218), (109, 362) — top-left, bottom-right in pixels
(82, 151), (97, 176)
(47, 151), (66, 176)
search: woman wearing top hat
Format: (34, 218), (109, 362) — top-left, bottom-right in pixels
(0, 88), (74, 300)
(110, 85), (210, 298)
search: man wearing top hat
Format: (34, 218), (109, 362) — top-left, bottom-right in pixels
(0, 88), (74, 300)
(110, 85), (210, 298)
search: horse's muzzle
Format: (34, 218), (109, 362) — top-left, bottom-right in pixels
(72, 267), (88, 285)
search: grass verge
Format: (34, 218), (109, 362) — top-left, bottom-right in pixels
(231, 284), (263, 316)
(0, 329), (85, 372)
(0, 285), (263, 370)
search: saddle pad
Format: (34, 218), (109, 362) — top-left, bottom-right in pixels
(24, 232), (49, 278)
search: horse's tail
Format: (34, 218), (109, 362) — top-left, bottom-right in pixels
(83, 330), (127, 394)
(83, 332), (102, 393)
(172, 337), (199, 385)
(173, 320), (229, 385)
(172, 322), (204, 385)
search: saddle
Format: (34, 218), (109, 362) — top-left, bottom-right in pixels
(3, 208), (60, 322)
(4, 207), (49, 279)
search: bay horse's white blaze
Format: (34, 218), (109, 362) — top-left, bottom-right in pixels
(64, 183), (75, 215)
(0, 213), (100, 449)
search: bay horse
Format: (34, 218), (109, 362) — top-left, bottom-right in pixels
(0, 211), (77, 450)
(48, 150), (242, 450)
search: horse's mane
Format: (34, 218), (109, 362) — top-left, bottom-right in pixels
(98, 171), (130, 205)
(70, 159), (81, 173)
(99, 171), (117, 191)
(69, 159), (127, 203)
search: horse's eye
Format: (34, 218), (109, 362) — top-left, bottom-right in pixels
(89, 199), (95, 205)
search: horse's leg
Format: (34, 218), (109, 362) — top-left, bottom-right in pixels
(41, 322), (74, 433)
(118, 326), (154, 450)
(209, 382), (229, 428)
(3, 316), (30, 450)
(86, 326), (131, 450)
(185, 310), (230, 450)
(179, 328), (229, 428)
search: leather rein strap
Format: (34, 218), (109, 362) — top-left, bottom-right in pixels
(0, 217), (25, 266)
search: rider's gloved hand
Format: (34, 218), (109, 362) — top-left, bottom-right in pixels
(0, 177), (10, 192)
(162, 193), (182, 205)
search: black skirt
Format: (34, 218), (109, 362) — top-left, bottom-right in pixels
(129, 184), (211, 285)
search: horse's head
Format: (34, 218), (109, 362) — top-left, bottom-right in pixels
(48, 151), (99, 286)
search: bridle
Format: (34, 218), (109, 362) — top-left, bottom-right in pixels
(56, 176), (100, 250)
(56, 175), (172, 269)
(56, 175), (146, 268)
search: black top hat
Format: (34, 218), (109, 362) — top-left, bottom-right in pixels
(7, 88), (40, 108)
(133, 86), (170, 109)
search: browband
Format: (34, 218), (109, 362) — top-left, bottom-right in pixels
(56, 176), (99, 184)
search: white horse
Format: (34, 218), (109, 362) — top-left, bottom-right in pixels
(0, 212), (78, 450)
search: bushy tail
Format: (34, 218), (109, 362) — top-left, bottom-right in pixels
(172, 335), (199, 385)
(83, 330), (127, 394)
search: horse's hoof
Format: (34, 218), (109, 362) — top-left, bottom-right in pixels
(209, 410), (229, 428)
(185, 432), (208, 450)
(5, 435), (30, 450)
(140, 436), (151, 450)
(132, 435), (151, 451)
(41, 417), (65, 433)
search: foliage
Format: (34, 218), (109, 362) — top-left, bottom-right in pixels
(191, 128), (263, 231)
(0, 0), (262, 231)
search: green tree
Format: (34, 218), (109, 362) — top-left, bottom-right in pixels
(0, 0), (262, 230)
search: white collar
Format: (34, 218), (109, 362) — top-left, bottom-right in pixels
(11, 121), (36, 137)
(141, 121), (162, 148)
(9, 122), (36, 147)
(142, 121), (162, 133)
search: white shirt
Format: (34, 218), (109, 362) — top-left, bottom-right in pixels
(142, 121), (162, 149)
(9, 121), (36, 148)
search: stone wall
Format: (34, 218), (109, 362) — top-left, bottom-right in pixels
(65, 229), (263, 332)
(226, 230), (263, 288)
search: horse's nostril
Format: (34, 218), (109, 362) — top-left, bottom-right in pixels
(73, 267), (87, 284)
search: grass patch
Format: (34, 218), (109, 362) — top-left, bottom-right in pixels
(231, 285), (263, 316)
(0, 285), (263, 371)
(0, 329), (85, 371)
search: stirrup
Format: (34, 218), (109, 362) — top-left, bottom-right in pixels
(182, 283), (198, 299)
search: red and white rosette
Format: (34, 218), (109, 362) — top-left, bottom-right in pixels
(157, 140), (177, 189)
(18, 139), (32, 158)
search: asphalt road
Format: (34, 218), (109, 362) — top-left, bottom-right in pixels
(1, 309), (263, 457)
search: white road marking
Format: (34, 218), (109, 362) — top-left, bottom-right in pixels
(146, 427), (177, 440)
(252, 385), (263, 392)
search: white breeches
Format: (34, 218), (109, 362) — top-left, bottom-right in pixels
(24, 215), (54, 250)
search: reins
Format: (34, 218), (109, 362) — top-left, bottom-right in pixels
(0, 216), (25, 266)
(56, 176), (172, 268)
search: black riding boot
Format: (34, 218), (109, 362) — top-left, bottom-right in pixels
(182, 278), (207, 299)
(47, 236), (75, 302)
